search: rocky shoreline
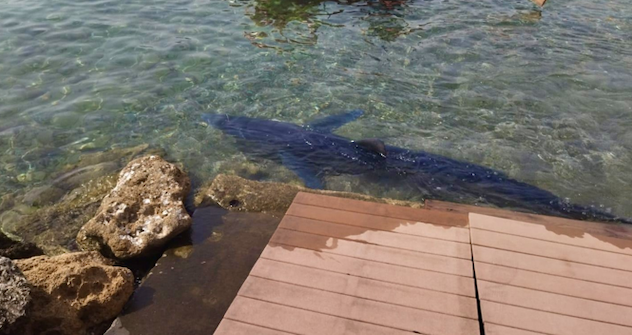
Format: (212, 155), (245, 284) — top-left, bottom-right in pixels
(1, 153), (423, 335)
(1, 154), (188, 335)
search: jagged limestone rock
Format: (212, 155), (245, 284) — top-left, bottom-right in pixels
(77, 156), (192, 259)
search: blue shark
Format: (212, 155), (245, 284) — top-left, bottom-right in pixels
(202, 110), (631, 224)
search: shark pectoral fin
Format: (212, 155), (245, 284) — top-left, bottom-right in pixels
(280, 152), (325, 189)
(354, 138), (387, 157)
(306, 109), (365, 133)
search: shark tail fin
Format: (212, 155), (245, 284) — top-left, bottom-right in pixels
(306, 109), (364, 133)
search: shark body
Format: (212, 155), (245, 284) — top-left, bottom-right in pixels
(203, 110), (630, 224)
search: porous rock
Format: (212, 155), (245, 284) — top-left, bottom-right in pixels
(196, 174), (422, 212)
(13, 252), (134, 335)
(0, 257), (30, 332)
(77, 156), (192, 259)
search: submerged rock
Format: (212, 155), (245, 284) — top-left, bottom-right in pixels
(22, 185), (66, 207)
(0, 194), (15, 213)
(13, 252), (134, 335)
(2, 144), (155, 256)
(0, 232), (43, 259)
(54, 143), (154, 191)
(196, 174), (422, 212)
(77, 156), (192, 259)
(214, 156), (304, 185)
(0, 257), (31, 333)
(1, 175), (118, 256)
(52, 162), (119, 191)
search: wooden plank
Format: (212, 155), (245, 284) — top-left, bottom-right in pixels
(238, 276), (481, 335)
(224, 297), (411, 335)
(480, 300), (632, 335)
(471, 228), (632, 272)
(261, 245), (476, 297)
(251, 258), (478, 319)
(294, 192), (468, 227)
(287, 203), (470, 243)
(475, 262), (632, 307)
(472, 245), (632, 288)
(426, 200), (632, 240)
(469, 213), (632, 256)
(217, 193), (632, 335)
(271, 229), (473, 277)
(484, 324), (544, 335)
(280, 215), (471, 259)
(215, 319), (294, 335)
(478, 280), (632, 327)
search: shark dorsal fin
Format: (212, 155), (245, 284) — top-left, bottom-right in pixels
(306, 109), (364, 133)
(354, 138), (387, 157)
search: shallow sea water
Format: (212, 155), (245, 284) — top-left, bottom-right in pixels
(1, 0), (632, 233)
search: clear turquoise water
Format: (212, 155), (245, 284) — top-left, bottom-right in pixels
(1, 0), (632, 224)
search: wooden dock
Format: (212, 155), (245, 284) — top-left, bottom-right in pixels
(215, 192), (632, 335)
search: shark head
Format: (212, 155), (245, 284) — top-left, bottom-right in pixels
(201, 113), (231, 129)
(201, 112), (305, 144)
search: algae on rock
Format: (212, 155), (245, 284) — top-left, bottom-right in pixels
(196, 174), (423, 212)
(0, 174), (119, 256)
